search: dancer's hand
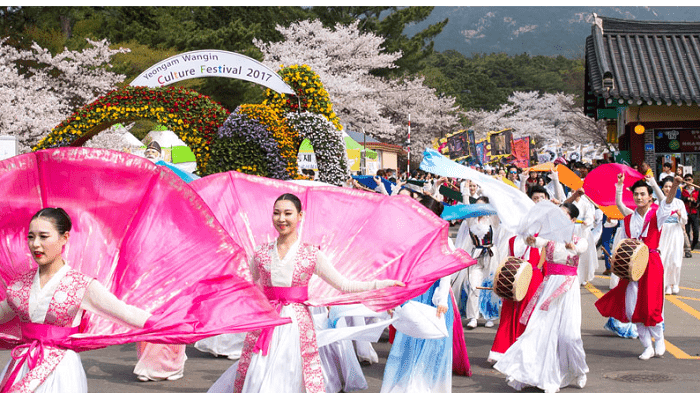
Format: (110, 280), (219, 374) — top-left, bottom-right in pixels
(617, 173), (625, 186)
(525, 235), (537, 246)
(436, 305), (448, 318)
(392, 281), (405, 287)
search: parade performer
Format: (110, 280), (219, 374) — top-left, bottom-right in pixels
(0, 208), (152, 392)
(209, 194), (404, 393)
(454, 196), (501, 328)
(681, 174), (699, 259)
(657, 177), (687, 295)
(494, 203), (589, 393)
(595, 173), (682, 360)
(0, 148), (290, 393)
(135, 140), (189, 382)
(564, 188), (597, 286)
(380, 195), (471, 393)
(488, 232), (543, 363)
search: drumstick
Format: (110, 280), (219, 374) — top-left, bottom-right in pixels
(476, 286), (493, 290)
(601, 247), (612, 258)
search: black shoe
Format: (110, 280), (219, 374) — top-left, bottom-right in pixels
(602, 269), (611, 276)
(685, 251), (693, 258)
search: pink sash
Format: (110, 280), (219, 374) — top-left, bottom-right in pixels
(519, 262), (578, 325)
(0, 323), (78, 393)
(253, 286), (308, 356)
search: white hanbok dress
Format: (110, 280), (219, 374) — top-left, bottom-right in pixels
(0, 264), (150, 393)
(208, 239), (396, 393)
(494, 238), (589, 393)
(658, 198), (687, 289)
(572, 195), (597, 284)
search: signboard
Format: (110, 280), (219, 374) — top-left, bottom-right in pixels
(654, 128), (700, 153)
(131, 50), (295, 95)
(0, 136), (17, 160)
(645, 143), (654, 151)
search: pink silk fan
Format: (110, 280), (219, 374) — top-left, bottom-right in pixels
(0, 148), (288, 351)
(190, 170), (476, 311)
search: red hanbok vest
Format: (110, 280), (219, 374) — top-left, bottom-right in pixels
(595, 204), (664, 326)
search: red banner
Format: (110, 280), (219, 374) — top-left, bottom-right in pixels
(511, 136), (530, 168)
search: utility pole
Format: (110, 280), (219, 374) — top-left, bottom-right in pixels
(407, 114), (411, 175)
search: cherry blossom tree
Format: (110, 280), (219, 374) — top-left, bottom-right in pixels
(254, 19), (461, 157)
(465, 91), (607, 149)
(0, 38), (129, 153)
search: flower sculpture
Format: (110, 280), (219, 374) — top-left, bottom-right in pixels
(264, 64), (342, 132)
(32, 86), (230, 173)
(286, 112), (349, 186)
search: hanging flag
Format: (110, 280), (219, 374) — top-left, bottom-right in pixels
(511, 136), (530, 168)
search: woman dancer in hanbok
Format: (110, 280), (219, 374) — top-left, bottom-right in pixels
(0, 208), (152, 392)
(453, 196), (501, 328)
(657, 177), (687, 295)
(488, 231), (543, 363)
(381, 195), (471, 393)
(494, 203), (589, 393)
(208, 193), (403, 393)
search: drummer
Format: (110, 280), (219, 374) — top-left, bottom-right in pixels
(487, 227), (544, 363)
(595, 173), (683, 360)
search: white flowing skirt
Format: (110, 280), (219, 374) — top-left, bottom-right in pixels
(195, 332), (246, 360)
(494, 275), (588, 393)
(659, 222), (685, 287)
(208, 304), (305, 393)
(0, 349), (87, 393)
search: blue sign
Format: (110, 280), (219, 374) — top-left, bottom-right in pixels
(645, 143), (654, 151)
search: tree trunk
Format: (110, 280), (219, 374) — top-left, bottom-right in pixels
(59, 14), (71, 39)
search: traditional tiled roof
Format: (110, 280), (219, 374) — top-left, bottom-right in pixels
(585, 14), (700, 118)
(345, 129), (406, 154)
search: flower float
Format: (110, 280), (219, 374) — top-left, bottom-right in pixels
(32, 86), (230, 173)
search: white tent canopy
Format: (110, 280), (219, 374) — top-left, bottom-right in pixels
(142, 130), (187, 148)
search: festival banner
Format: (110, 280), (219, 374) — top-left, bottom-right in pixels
(438, 137), (449, 155)
(467, 129), (477, 159)
(475, 140), (487, 165)
(131, 50), (295, 95)
(446, 130), (469, 160)
(487, 128), (513, 161)
(511, 136), (530, 168)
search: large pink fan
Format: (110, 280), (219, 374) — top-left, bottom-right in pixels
(190, 170), (475, 311)
(0, 148), (287, 351)
(583, 163), (645, 210)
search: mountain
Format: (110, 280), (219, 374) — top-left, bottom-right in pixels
(404, 6), (700, 59)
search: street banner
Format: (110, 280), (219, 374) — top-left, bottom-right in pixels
(131, 50), (294, 95)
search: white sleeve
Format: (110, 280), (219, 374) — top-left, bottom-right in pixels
(0, 300), (16, 325)
(431, 276), (451, 308)
(455, 219), (475, 251)
(582, 200), (595, 227)
(616, 184), (634, 216)
(574, 238), (589, 255)
(375, 181), (389, 195)
(656, 194), (675, 225)
(678, 199), (688, 225)
(314, 251), (396, 293)
(81, 280), (152, 329)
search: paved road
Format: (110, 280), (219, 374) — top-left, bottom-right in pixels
(3, 241), (700, 392)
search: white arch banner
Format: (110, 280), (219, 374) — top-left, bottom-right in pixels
(130, 50), (295, 95)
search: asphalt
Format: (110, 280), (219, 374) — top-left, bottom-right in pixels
(3, 229), (700, 392)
